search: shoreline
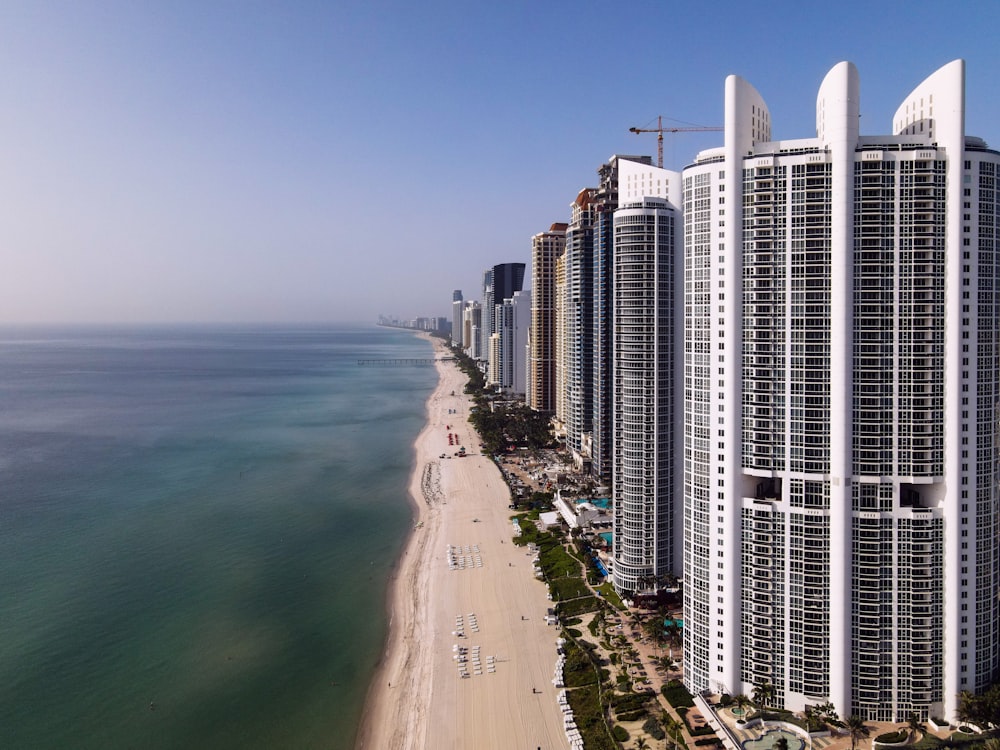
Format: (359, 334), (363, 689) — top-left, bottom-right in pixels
(353, 331), (440, 749)
(354, 333), (566, 749)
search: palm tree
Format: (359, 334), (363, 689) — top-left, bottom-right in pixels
(664, 620), (682, 657)
(907, 713), (923, 739)
(774, 737), (790, 750)
(846, 715), (871, 750)
(662, 714), (684, 750)
(751, 681), (774, 710)
(635, 737), (650, 750)
(956, 689), (980, 728)
(643, 617), (668, 656)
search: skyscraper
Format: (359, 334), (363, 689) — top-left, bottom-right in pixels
(496, 289), (531, 395)
(451, 290), (464, 348)
(528, 224), (568, 412)
(682, 60), (1000, 723)
(480, 268), (494, 363)
(565, 189), (597, 471)
(463, 301), (481, 360)
(611, 159), (683, 595)
(482, 263), (526, 367)
(593, 155), (654, 482)
(554, 250), (568, 433)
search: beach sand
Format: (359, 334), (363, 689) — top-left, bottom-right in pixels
(355, 334), (566, 749)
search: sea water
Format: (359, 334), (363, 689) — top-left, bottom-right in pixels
(0, 324), (436, 749)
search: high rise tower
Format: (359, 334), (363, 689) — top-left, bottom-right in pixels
(611, 159), (684, 595)
(451, 290), (464, 348)
(682, 60), (1000, 723)
(463, 301), (481, 360)
(496, 289), (531, 395)
(482, 263), (526, 367)
(528, 224), (568, 412)
(592, 155), (654, 483)
(565, 189), (597, 471)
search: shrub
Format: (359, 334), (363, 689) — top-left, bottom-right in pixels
(686, 720), (717, 737)
(618, 710), (646, 723)
(662, 680), (696, 708)
(719, 693), (733, 707)
(805, 716), (828, 732)
(695, 739), (721, 747)
(540, 542), (581, 580)
(550, 577), (591, 601)
(562, 638), (598, 688)
(876, 731), (908, 743)
(567, 683), (618, 750)
(611, 690), (655, 712)
(643, 716), (665, 740)
(612, 725), (629, 742)
(557, 596), (601, 617)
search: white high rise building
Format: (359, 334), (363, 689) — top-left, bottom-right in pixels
(611, 159), (684, 594)
(682, 60), (1000, 722)
(493, 289), (531, 394)
(506, 289), (531, 395)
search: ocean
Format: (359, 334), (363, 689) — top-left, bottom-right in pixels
(0, 324), (436, 749)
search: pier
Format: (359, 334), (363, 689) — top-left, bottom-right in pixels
(357, 357), (455, 366)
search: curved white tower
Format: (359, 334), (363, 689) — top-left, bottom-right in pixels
(611, 161), (683, 595)
(683, 60), (1000, 722)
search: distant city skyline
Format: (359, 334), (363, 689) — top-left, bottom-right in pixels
(2, 1), (998, 323)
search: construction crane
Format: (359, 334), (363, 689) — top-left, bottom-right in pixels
(629, 115), (723, 168)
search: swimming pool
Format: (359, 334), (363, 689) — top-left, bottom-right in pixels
(742, 729), (805, 750)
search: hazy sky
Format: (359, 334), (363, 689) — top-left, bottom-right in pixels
(2, 1), (998, 324)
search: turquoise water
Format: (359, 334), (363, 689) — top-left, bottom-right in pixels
(599, 531), (612, 545)
(579, 497), (611, 509)
(742, 729), (805, 750)
(0, 324), (435, 749)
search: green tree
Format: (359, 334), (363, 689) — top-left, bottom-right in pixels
(907, 713), (923, 738)
(664, 620), (683, 657)
(661, 713), (684, 750)
(774, 737), (790, 750)
(956, 690), (980, 727)
(751, 681), (774, 710)
(846, 715), (871, 750)
(643, 617), (668, 653)
(733, 693), (752, 717)
(811, 701), (839, 723)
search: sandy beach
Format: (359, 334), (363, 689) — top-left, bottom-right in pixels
(355, 334), (567, 749)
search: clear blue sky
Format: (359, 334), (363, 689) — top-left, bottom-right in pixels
(2, 0), (998, 324)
